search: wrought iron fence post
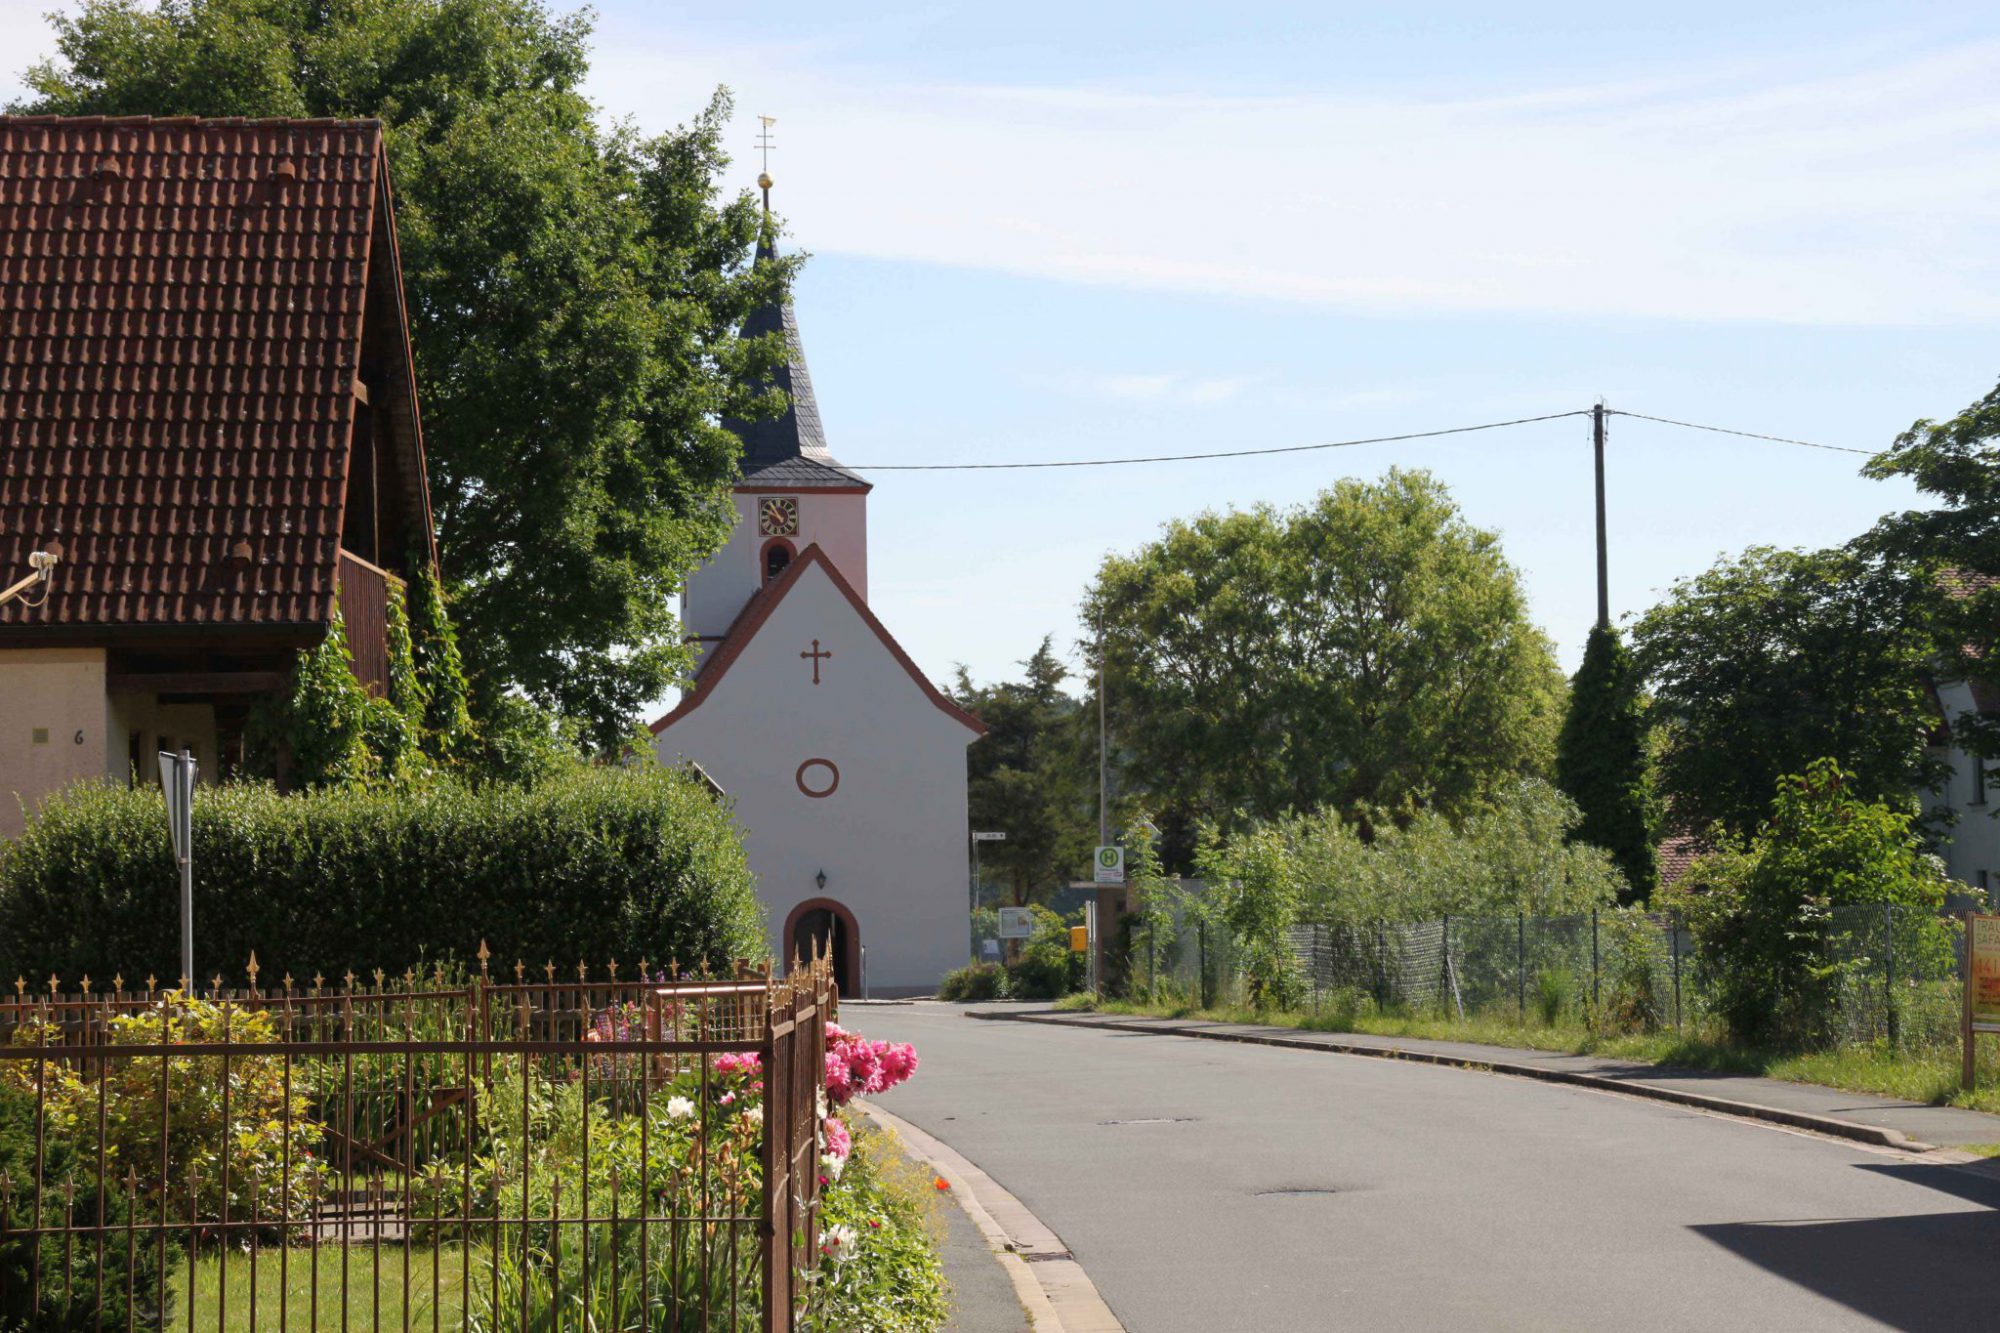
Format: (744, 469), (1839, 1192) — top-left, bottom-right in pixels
(1517, 913), (1526, 1023)
(1671, 911), (1683, 1033)
(1885, 902), (1898, 1049)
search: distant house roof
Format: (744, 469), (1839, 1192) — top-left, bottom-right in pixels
(0, 115), (432, 638)
(651, 543), (983, 736)
(722, 234), (869, 492)
(1657, 833), (1706, 888)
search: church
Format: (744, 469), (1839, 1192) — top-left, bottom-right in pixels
(650, 204), (984, 998)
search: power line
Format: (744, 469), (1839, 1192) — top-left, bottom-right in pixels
(842, 406), (1875, 471)
(1605, 409), (1874, 456)
(845, 410), (1591, 471)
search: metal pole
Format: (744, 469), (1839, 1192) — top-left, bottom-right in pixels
(1671, 912), (1683, 1033)
(1593, 402), (1609, 629)
(176, 749), (194, 987)
(1591, 909), (1601, 1012)
(1517, 913), (1526, 1024)
(1885, 902), (1898, 1049)
(1097, 614), (1109, 846)
(970, 836), (979, 957)
(1440, 914), (1451, 1013)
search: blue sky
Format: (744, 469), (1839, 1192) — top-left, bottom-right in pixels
(7, 2), (1998, 701)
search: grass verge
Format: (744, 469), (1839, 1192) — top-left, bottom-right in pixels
(1052, 993), (2000, 1117)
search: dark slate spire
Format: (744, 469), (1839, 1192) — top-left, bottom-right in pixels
(724, 221), (868, 490)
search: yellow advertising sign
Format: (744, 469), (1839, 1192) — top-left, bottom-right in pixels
(1970, 914), (2000, 1031)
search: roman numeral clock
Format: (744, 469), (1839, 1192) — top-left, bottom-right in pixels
(758, 496), (799, 536)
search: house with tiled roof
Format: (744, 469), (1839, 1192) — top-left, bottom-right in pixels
(0, 116), (437, 837)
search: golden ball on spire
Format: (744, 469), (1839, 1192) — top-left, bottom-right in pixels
(757, 171), (773, 190)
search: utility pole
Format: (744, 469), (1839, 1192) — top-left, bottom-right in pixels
(1592, 402), (1609, 629)
(1097, 615), (1109, 845)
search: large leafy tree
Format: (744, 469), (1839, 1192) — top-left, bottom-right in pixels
(1863, 378), (2000, 759)
(1632, 546), (1942, 840)
(950, 639), (1098, 905)
(1084, 468), (1564, 855)
(16, 0), (788, 745)
(1555, 624), (1655, 902)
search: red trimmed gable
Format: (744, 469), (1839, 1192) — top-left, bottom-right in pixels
(651, 544), (984, 737)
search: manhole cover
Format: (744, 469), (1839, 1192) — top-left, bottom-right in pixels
(1255, 1188), (1341, 1197)
(1022, 1250), (1075, 1263)
(1097, 1117), (1198, 1126)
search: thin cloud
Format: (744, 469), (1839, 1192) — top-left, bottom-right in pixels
(586, 35), (2000, 326)
(1041, 371), (1253, 407)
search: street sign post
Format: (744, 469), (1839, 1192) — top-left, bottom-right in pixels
(972, 831), (1007, 842)
(1965, 912), (2000, 1089)
(159, 748), (196, 988)
(1094, 844), (1125, 885)
(997, 907), (1034, 940)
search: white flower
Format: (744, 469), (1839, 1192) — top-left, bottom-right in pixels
(745, 1104), (764, 1126)
(820, 1151), (846, 1182)
(665, 1096), (695, 1120)
(819, 1223), (859, 1263)
(816, 1089), (829, 1121)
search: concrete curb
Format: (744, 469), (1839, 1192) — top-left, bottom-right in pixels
(969, 1010), (1940, 1154)
(856, 1099), (1126, 1333)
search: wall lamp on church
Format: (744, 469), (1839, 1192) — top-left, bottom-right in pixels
(816, 869), (828, 892)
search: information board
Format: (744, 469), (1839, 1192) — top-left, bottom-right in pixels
(1970, 913), (2000, 1031)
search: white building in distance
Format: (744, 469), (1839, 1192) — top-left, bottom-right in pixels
(650, 226), (984, 997)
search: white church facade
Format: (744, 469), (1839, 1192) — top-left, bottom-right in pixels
(651, 227), (984, 997)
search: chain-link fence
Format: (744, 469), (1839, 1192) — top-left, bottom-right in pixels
(1129, 903), (1966, 1050)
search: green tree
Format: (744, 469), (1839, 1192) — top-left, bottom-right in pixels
(17, 0), (788, 746)
(1555, 625), (1655, 902)
(1084, 468), (1563, 854)
(1632, 546), (1942, 839)
(951, 638), (1097, 904)
(1660, 759), (1952, 1048)
(1862, 378), (2000, 760)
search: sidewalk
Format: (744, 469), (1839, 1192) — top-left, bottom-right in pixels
(969, 1006), (2000, 1152)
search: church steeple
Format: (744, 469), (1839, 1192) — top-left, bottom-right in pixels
(723, 171), (867, 490)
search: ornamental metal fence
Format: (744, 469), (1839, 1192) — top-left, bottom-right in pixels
(0, 952), (834, 1332)
(1131, 905), (1966, 1050)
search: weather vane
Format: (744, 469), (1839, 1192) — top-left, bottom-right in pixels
(755, 115), (777, 209)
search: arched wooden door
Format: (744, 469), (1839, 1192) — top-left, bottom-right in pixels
(785, 898), (858, 996)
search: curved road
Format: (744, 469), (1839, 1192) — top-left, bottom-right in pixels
(858, 1002), (2000, 1332)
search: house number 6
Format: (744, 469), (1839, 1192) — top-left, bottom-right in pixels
(73, 730), (84, 745)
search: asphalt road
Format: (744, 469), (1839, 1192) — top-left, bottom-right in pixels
(854, 1002), (2000, 1332)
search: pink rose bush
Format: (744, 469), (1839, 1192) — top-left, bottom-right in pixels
(822, 1021), (918, 1108)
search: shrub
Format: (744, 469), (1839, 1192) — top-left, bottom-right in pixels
(938, 961), (1006, 1002)
(1004, 906), (1084, 1000)
(1661, 759), (1953, 1049)
(0, 1083), (175, 1332)
(2, 995), (327, 1228)
(1198, 825), (1304, 1011)
(1533, 967), (1574, 1027)
(0, 766), (763, 984)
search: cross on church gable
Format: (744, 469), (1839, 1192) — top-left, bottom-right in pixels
(800, 638), (832, 684)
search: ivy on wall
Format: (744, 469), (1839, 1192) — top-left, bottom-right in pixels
(248, 572), (477, 788)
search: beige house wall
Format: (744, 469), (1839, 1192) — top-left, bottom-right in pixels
(0, 648), (110, 840)
(0, 649), (219, 840)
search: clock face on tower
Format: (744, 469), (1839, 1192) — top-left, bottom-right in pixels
(758, 496), (800, 537)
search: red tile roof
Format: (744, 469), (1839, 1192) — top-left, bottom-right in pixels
(0, 116), (417, 635)
(1657, 833), (1705, 888)
(651, 544), (986, 737)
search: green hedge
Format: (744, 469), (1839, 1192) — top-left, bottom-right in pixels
(0, 766), (764, 985)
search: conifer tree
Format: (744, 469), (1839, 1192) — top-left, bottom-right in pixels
(1556, 625), (1655, 902)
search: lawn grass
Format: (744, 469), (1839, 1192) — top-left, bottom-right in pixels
(1054, 992), (2000, 1117)
(171, 1241), (482, 1331)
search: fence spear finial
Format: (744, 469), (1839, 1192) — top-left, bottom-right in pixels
(245, 952), (260, 988)
(608, 958), (619, 983)
(111, 973), (123, 995)
(477, 939), (491, 980)
(514, 960), (526, 983)
(79, 974), (91, 996)
(12, 977), (23, 998)
(545, 961), (556, 984)
(577, 960), (588, 984)
(46, 973), (57, 996)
